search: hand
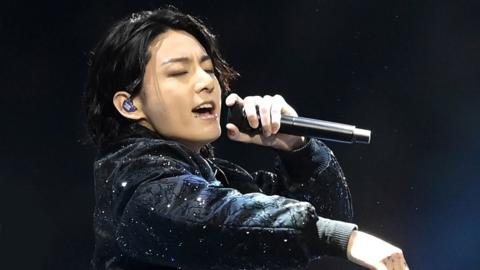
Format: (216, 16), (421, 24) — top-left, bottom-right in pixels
(225, 93), (306, 151)
(347, 230), (410, 270)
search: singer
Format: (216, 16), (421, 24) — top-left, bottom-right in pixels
(84, 6), (409, 270)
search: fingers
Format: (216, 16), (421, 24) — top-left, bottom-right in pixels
(225, 94), (297, 148)
(381, 256), (394, 270)
(270, 95), (284, 134)
(225, 93), (243, 106)
(240, 94), (286, 136)
(243, 96), (262, 129)
(401, 257), (410, 270)
(379, 251), (409, 270)
(347, 231), (410, 270)
(225, 93), (263, 133)
(392, 251), (410, 270)
(258, 95), (273, 136)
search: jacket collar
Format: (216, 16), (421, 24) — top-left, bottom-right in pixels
(100, 123), (217, 181)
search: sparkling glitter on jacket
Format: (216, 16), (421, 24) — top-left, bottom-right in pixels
(91, 123), (357, 270)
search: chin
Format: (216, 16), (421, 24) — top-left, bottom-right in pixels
(188, 127), (221, 147)
(203, 128), (222, 143)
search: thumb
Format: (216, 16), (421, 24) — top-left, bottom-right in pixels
(226, 123), (258, 143)
(226, 123), (240, 140)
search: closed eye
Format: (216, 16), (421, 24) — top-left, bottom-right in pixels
(169, 71), (188, 77)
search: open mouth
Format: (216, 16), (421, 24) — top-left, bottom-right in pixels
(192, 101), (218, 119)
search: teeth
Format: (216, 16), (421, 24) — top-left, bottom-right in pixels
(194, 103), (213, 110)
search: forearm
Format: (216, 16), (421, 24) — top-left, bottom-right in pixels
(115, 174), (357, 269)
(273, 138), (354, 221)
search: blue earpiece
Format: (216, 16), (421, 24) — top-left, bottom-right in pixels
(122, 99), (137, 112)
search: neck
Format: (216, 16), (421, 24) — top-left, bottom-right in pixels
(137, 121), (205, 153)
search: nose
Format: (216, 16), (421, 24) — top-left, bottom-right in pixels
(194, 67), (215, 94)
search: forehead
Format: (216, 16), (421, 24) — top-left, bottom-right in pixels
(149, 30), (208, 61)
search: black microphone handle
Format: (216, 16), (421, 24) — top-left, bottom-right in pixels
(226, 103), (371, 144)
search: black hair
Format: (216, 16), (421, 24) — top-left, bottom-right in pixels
(84, 6), (238, 152)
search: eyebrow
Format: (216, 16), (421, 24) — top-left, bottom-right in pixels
(161, 55), (211, 66)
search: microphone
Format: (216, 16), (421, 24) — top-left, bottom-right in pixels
(227, 103), (371, 144)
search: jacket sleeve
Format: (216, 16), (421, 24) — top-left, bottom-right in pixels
(252, 138), (354, 222)
(112, 153), (356, 270)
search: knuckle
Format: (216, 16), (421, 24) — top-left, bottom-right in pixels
(228, 93), (239, 101)
(260, 105), (269, 114)
(392, 251), (403, 259)
(271, 107), (281, 114)
(261, 116), (269, 124)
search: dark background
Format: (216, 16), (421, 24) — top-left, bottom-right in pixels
(1, 0), (479, 269)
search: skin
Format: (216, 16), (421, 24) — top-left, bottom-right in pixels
(113, 30), (305, 152)
(114, 30), (223, 152)
(112, 29), (409, 270)
(347, 230), (410, 270)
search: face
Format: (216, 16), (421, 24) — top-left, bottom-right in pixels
(135, 30), (222, 152)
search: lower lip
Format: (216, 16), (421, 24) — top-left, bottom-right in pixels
(193, 112), (219, 120)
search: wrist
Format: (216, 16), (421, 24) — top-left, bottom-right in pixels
(315, 217), (358, 258)
(346, 229), (358, 261)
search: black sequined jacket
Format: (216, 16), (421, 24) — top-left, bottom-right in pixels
(92, 124), (357, 270)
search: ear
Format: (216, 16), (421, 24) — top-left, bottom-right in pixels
(112, 91), (146, 121)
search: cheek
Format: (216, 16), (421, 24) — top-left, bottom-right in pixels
(145, 92), (191, 126)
